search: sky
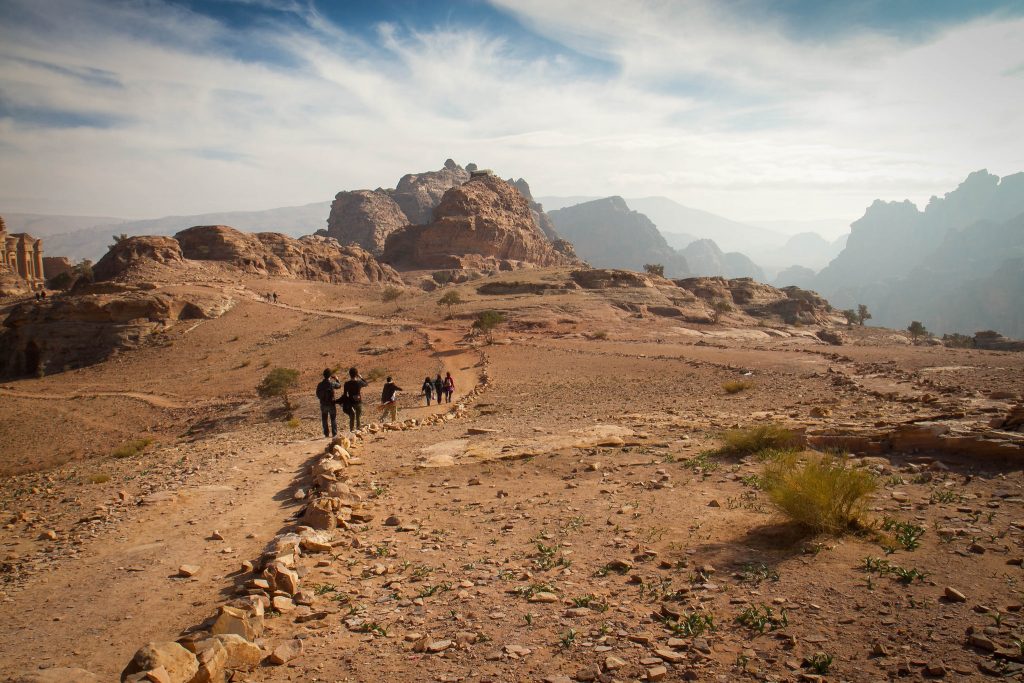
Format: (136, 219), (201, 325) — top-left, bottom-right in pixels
(1, 0), (1022, 230)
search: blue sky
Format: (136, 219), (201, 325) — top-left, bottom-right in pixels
(1, 0), (1022, 227)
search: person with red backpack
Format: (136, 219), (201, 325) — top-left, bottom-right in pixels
(443, 372), (455, 403)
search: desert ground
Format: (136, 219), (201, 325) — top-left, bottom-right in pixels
(2, 268), (1024, 682)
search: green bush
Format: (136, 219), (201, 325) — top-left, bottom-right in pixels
(257, 367), (300, 412)
(718, 424), (799, 456)
(472, 310), (506, 342)
(382, 286), (403, 302)
(762, 451), (876, 533)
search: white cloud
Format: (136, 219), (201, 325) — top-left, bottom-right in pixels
(0, 0), (1021, 225)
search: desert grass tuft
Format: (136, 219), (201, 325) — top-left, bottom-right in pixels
(717, 424), (800, 456)
(111, 438), (153, 459)
(762, 451), (876, 534)
(722, 380), (753, 394)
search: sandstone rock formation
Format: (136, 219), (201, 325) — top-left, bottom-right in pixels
(0, 288), (234, 376)
(509, 177), (561, 241)
(92, 236), (184, 282)
(391, 158), (471, 225)
(382, 175), (580, 271)
(41, 256), (75, 282)
(674, 276), (833, 325)
(548, 197), (689, 277)
(324, 190), (408, 255)
(172, 226), (402, 285)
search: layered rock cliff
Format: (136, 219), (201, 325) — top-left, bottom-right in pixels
(382, 175), (580, 271)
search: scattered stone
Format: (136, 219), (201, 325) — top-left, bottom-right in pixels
(647, 665), (668, 681)
(528, 591), (559, 603)
(944, 587), (967, 603)
(177, 564), (201, 578)
(268, 639), (303, 665)
(603, 655), (626, 671)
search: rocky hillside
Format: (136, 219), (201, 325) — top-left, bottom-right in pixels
(547, 197), (690, 277)
(680, 238), (765, 280)
(382, 175), (579, 271)
(815, 169), (1024, 335)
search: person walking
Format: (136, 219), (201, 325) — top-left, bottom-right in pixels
(422, 376), (434, 406)
(316, 369), (341, 438)
(443, 371), (455, 403)
(433, 374), (444, 404)
(342, 367), (369, 431)
(381, 376), (402, 423)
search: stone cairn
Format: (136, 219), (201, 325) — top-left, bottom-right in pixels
(117, 362), (491, 682)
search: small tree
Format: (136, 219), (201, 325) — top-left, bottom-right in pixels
(472, 310), (506, 343)
(856, 304), (871, 326)
(438, 290), (463, 318)
(382, 286), (403, 303)
(841, 309), (858, 327)
(257, 367), (300, 414)
(109, 233), (129, 249)
(643, 263), (665, 278)
(907, 320), (927, 343)
(711, 299), (732, 324)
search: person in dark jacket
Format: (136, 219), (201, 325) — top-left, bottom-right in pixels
(315, 369), (341, 437)
(433, 374), (444, 403)
(342, 367), (369, 431)
(381, 376), (402, 423)
(422, 376), (434, 406)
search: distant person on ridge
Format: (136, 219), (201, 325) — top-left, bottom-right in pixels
(381, 376), (402, 423)
(433, 374), (444, 403)
(422, 376), (434, 406)
(443, 371), (455, 403)
(315, 369), (341, 438)
(342, 367), (369, 431)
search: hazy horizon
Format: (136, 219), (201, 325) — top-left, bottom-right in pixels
(1, 1), (1023, 223)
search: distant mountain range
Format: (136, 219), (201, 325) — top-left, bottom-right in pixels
(7, 203), (330, 261)
(540, 195), (786, 254)
(814, 169), (1024, 337)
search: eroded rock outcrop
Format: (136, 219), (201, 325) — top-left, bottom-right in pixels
(383, 175), (580, 271)
(172, 226), (402, 285)
(391, 158), (471, 225)
(324, 190), (409, 256)
(93, 236), (184, 282)
(674, 276), (833, 324)
(0, 288), (233, 376)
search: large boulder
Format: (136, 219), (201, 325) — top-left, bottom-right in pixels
(121, 642), (199, 683)
(324, 190), (409, 256)
(383, 175), (580, 271)
(673, 276), (833, 325)
(93, 236), (184, 282)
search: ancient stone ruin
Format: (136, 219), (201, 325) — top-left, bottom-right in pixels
(0, 214), (46, 292)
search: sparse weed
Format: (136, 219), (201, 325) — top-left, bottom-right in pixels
(356, 621), (388, 636)
(312, 583), (337, 595)
(805, 652), (833, 674)
(409, 564), (434, 581)
(723, 380), (753, 394)
(559, 628), (577, 648)
(738, 562), (779, 585)
(683, 450), (720, 474)
(735, 604), (788, 634)
(111, 438), (153, 459)
(87, 473), (111, 484)
(762, 451), (876, 533)
(881, 517), (925, 551)
(286, 417), (301, 429)
(417, 582), (453, 598)
(512, 582), (557, 600)
(659, 610), (715, 637)
(717, 424), (800, 456)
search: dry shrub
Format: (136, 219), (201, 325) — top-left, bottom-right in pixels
(111, 438), (152, 459)
(87, 473), (111, 484)
(718, 424), (799, 456)
(722, 380), (753, 394)
(762, 451), (876, 533)
(286, 417), (301, 429)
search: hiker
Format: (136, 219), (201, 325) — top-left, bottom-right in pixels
(422, 376), (434, 406)
(433, 374), (444, 403)
(342, 367), (369, 431)
(381, 376), (402, 423)
(273, 292), (278, 303)
(443, 372), (455, 403)
(315, 369), (341, 438)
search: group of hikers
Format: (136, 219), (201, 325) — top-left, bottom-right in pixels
(262, 292), (279, 303)
(315, 367), (455, 438)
